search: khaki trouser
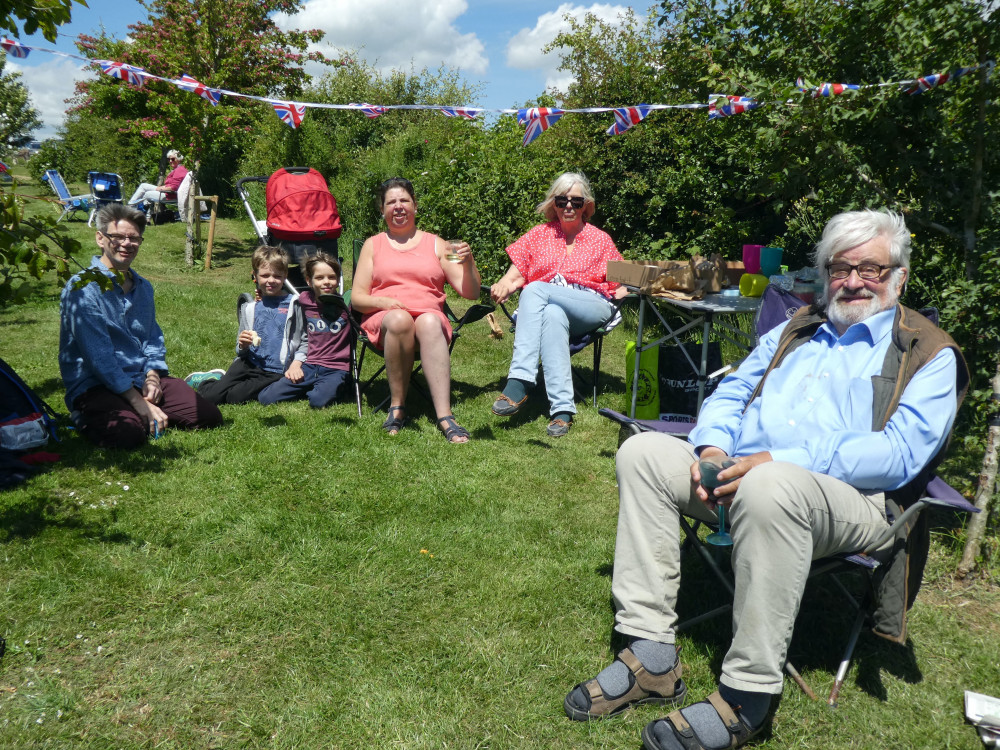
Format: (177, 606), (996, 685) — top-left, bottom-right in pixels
(611, 431), (892, 694)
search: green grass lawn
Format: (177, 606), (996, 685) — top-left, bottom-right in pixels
(1, 176), (998, 749)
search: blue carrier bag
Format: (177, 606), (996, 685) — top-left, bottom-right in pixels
(0, 357), (58, 452)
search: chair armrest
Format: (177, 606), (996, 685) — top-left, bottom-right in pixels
(446, 300), (495, 330)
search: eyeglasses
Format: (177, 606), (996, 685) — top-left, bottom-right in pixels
(825, 261), (897, 280)
(101, 231), (144, 246)
(554, 195), (586, 210)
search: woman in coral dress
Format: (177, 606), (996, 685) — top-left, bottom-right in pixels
(352, 177), (482, 442)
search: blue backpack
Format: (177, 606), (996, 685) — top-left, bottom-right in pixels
(0, 356), (58, 452)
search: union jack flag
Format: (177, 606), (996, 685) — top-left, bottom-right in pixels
(95, 60), (149, 87)
(904, 72), (951, 95)
(351, 103), (387, 119)
(439, 107), (481, 120)
(1, 38), (30, 58)
(815, 82), (859, 97)
(176, 74), (221, 106)
(271, 101), (306, 129)
(607, 105), (652, 136)
(517, 107), (564, 146)
(708, 95), (760, 120)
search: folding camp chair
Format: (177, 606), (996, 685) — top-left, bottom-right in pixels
(598, 286), (978, 705)
(86, 171), (124, 227)
(143, 171), (191, 225)
(347, 238), (494, 413)
(42, 170), (90, 222)
(495, 289), (630, 408)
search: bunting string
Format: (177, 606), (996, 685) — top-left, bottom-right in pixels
(1, 38), (992, 144)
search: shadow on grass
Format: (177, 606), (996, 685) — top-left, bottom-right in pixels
(592, 538), (925, 702)
(0, 495), (133, 545)
(259, 414), (288, 428)
(203, 237), (255, 271)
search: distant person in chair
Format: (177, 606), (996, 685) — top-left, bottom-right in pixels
(351, 177), (482, 443)
(127, 149), (188, 210)
(490, 171), (627, 437)
(563, 209), (968, 750)
(59, 203), (223, 449)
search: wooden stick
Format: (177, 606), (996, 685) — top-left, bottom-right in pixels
(194, 195), (219, 270)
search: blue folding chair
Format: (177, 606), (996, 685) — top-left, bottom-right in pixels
(86, 171), (124, 227)
(42, 170), (90, 223)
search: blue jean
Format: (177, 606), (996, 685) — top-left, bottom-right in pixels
(257, 364), (349, 408)
(509, 282), (614, 416)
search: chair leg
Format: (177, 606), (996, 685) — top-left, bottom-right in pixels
(350, 343), (362, 418)
(828, 605), (866, 707)
(592, 336), (603, 407)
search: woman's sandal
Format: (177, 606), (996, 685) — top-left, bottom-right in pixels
(640, 691), (762, 750)
(563, 647), (686, 722)
(436, 415), (470, 443)
(382, 405), (406, 435)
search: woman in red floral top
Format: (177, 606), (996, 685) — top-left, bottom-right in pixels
(490, 172), (627, 437)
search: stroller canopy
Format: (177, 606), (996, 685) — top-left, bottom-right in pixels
(265, 167), (342, 242)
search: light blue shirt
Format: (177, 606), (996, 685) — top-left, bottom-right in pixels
(689, 308), (958, 492)
(59, 256), (168, 410)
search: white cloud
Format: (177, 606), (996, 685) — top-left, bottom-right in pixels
(506, 3), (629, 94)
(10, 58), (93, 139)
(275, 0), (488, 78)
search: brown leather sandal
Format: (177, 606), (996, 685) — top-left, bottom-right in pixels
(564, 647), (685, 721)
(640, 691), (763, 750)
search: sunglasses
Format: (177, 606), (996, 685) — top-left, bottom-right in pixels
(554, 196), (586, 210)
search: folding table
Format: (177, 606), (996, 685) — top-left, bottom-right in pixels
(626, 289), (762, 418)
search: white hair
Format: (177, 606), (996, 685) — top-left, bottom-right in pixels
(537, 172), (596, 222)
(812, 209), (911, 278)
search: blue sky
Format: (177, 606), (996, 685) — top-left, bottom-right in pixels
(7, 0), (647, 139)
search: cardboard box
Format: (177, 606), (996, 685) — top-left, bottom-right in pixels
(723, 261), (745, 287)
(607, 260), (691, 289)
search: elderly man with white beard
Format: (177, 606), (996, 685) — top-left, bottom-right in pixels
(562, 209), (969, 750)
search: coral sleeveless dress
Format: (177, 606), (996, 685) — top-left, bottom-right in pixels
(360, 231), (452, 348)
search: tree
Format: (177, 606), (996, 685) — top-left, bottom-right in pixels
(541, 0), (998, 566)
(1, 0), (84, 41)
(654, 0), (999, 568)
(68, 0), (335, 203)
(0, 53), (41, 157)
(1, 0), (91, 308)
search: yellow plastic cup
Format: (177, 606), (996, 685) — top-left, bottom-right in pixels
(739, 273), (769, 297)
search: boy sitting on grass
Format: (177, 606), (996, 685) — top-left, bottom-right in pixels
(188, 245), (307, 404)
(258, 252), (352, 408)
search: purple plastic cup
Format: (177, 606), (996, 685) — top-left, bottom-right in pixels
(742, 244), (762, 275)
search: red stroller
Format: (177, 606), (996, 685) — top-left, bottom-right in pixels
(237, 167), (343, 291)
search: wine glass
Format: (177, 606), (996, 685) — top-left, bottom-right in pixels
(699, 457), (737, 546)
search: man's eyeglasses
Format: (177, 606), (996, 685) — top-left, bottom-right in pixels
(554, 195), (586, 210)
(825, 261), (897, 280)
(101, 231), (144, 246)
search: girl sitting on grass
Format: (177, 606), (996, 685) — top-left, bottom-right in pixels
(258, 252), (352, 408)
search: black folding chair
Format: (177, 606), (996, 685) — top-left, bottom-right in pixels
(598, 288), (978, 704)
(495, 290), (630, 407)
